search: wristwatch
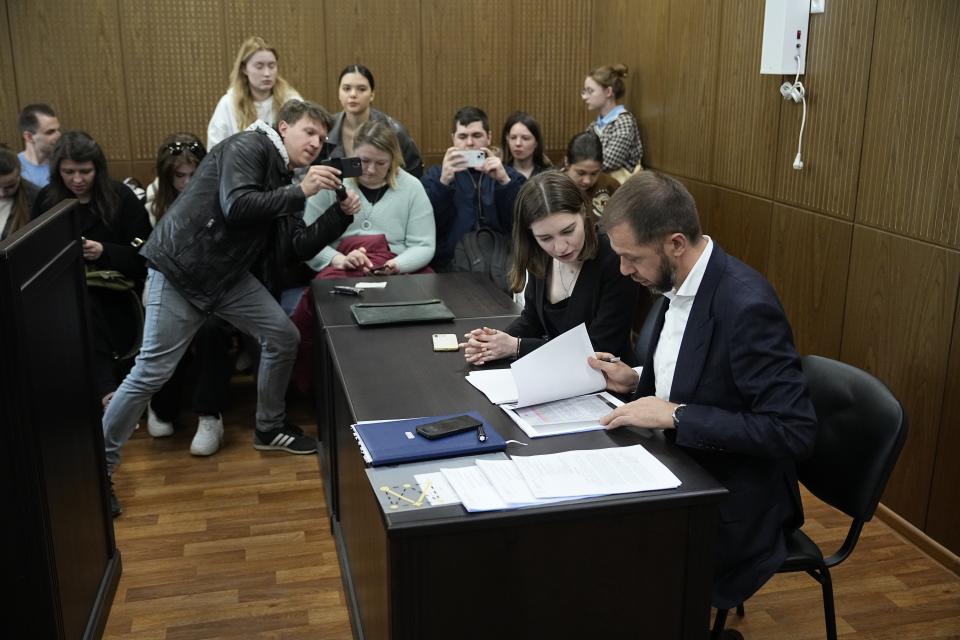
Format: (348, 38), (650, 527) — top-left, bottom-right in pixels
(671, 403), (687, 429)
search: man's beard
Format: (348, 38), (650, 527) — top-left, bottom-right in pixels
(645, 252), (676, 295)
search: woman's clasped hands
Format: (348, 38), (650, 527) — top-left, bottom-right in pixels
(461, 327), (518, 365)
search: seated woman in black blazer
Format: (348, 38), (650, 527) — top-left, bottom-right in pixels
(461, 172), (639, 365)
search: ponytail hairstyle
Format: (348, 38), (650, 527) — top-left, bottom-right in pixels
(153, 132), (206, 221)
(509, 172), (598, 292)
(587, 63), (629, 100)
(47, 131), (119, 227)
(0, 145), (31, 236)
(229, 36), (298, 131)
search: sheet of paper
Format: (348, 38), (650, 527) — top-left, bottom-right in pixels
(465, 369), (518, 405)
(502, 392), (623, 438)
(511, 445), (682, 499)
(474, 459), (577, 506)
(440, 465), (509, 512)
(510, 323), (605, 407)
(414, 472), (461, 506)
(355, 281), (387, 289)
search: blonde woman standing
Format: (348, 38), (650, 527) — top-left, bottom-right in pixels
(207, 36), (302, 148)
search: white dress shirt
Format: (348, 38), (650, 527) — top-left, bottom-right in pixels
(653, 236), (714, 400)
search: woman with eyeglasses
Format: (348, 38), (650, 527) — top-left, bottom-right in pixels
(500, 111), (552, 180)
(0, 144), (40, 240)
(581, 64), (643, 180)
(460, 172), (639, 366)
(207, 36), (302, 149)
(289, 119), (434, 392)
(138, 133), (235, 456)
(323, 64), (423, 177)
(32, 131), (153, 407)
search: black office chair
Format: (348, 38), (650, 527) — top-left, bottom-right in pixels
(712, 355), (908, 640)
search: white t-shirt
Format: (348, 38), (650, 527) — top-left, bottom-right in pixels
(206, 88), (302, 149)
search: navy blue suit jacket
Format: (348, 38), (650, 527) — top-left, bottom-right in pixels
(636, 243), (817, 608)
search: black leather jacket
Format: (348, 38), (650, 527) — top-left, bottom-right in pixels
(142, 127), (351, 311)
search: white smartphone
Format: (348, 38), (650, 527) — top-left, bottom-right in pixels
(461, 149), (486, 168)
(432, 333), (460, 352)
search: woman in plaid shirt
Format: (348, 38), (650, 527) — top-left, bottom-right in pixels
(581, 64), (643, 178)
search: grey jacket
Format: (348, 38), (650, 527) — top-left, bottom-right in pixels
(324, 108), (423, 178)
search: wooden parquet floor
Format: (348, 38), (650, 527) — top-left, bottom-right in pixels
(102, 380), (960, 639)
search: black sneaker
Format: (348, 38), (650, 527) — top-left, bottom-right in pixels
(254, 423), (317, 455)
(108, 476), (122, 518)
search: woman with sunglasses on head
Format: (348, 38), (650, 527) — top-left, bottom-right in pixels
(0, 144), (40, 240)
(140, 134), (236, 456)
(32, 130), (152, 407)
(207, 36), (301, 149)
(500, 111), (552, 180)
(323, 64), (423, 177)
(581, 64), (643, 180)
(461, 172), (639, 366)
(562, 131), (621, 218)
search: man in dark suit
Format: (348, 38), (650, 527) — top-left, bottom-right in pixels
(589, 171), (817, 609)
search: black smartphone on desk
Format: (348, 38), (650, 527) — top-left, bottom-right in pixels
(416, 415), (482, 439)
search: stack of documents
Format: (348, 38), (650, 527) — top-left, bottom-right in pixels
(437, 444), (682, 512)
(465, 323), (626, 438)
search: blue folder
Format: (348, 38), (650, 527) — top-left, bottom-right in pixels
(352, 412), (506, 466)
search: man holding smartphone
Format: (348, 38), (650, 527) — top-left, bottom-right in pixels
(101, 100), (361, 517)
(421, 106), (524, 270)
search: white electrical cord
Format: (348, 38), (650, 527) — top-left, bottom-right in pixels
(790, 55), (806, 170)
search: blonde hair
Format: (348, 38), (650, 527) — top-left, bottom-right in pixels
(352, 120), (403, 189)
(229, 36), (297, 131)
(588, 63), (629, 100)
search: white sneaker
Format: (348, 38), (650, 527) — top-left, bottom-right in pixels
(190, 415), (223, 456)
(147, 406), (174, 438)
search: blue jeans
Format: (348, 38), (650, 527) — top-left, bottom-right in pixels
(102, 269), (299, 472)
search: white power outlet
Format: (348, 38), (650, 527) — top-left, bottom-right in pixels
(760, 0), (811, 75)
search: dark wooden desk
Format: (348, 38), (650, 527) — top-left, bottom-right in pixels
(324, 317), (726, 640)
(311, 273), (521, 520)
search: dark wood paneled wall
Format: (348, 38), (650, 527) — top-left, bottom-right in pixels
(3, 0), (959, 557)
(594, 0), (960, 556)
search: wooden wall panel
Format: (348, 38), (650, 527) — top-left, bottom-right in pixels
(676, 176), (715, 234)
(840, 227), (960, 527)
(774, 0), (875, 221)
(926, 296), (960, 555)
(222, 0), (329, 111)
(856, 0), (960, 247)
(0, 0), (20, 149)
(419, 0), (513, 156)
(323, 0), (423, 147)
(8, 0), (131, 161)
(658, 0), (721, 182)
(701, 187), (771, 277)
(591, 0), (668, 170)
(512, 0), (592, 158)
(766, 206), (852, 359)
(711, 0), (780, 198)
(118, 1), (226, 160)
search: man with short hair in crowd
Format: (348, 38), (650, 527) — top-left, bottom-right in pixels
(421, 106), (524, 270)
(589, 171), (817, 612)
(17, 103), (62, 187)
(102, 99), (361, 516)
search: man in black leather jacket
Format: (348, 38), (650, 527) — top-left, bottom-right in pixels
(102, 100), (360, 516)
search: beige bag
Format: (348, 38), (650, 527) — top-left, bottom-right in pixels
(610, 162), (644, 185)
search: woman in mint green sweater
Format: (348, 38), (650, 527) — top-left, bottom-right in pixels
(303, 119), (435, 275)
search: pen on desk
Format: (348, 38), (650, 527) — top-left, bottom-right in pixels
(477, 424), (487, 442)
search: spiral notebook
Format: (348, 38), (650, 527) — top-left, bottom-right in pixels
(351, 412), (506, 466)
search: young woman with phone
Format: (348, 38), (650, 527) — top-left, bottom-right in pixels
(461, 172), (639, 366)
(324, 64), (423, 177)
(32, 131), (152, 407)
(500, 111), (552, 180)
(290, 120), (435, 393)
(207, 36), (302, 149)
(581, 64), (643, 180)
